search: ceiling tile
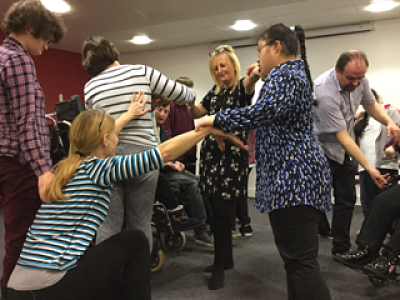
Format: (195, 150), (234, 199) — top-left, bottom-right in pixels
(173, 0), (238, 18)
(1, 0), (399, 55)
(230, 0), (291, 11)
(62, 10), (119, 35)
(291, 0), (352, 11)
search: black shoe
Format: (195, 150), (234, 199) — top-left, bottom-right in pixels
(208, 270), (225, 290)
(364, 249), (400, 279)
(334, 245), (373, 268)
(205, 259), (234, 273)
(239, 224), (253, 237)
(319, 229), (333, 240)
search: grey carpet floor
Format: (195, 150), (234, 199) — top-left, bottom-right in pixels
(149, 201), (399, 300)
(0, 202), (399, 300)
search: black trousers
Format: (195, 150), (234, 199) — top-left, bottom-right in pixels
(269, 206), (331, 300)
(210, 197), (235, 269)
(8, 230), (151, 300)
(155, 173), (179, 210)
(232, 195), (251, 227)
(357, 185), (400, 254)
(359, 169), (398, 217)
(325, 155), (356, 254)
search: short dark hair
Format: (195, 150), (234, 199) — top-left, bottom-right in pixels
(335, 50), (369, 72)
(1, 0), (66, 44)
(152, 94), (171, 108)
(81, 35), (120, 77)
(175, 76), (194, 88)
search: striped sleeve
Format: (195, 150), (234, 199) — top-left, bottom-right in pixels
(88, 148), (164, 186)
(146, 66), (196, 104)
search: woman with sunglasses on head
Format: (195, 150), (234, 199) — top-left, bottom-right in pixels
(196, 24), (332, 299)
(7, 92), (246, 300)
(189, 45), (259, 290)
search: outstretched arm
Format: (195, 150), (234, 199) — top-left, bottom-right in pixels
(335, 129), (389, 188)
(158, 126), (247, 163)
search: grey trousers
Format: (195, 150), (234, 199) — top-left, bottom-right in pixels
(96, 144), (159, 248)
(163, 170), (208, 234)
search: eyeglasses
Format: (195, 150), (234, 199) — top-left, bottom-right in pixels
(256, 44), (267, 57)
(209, 46), (232, 57)
(99, 110), (106, 132)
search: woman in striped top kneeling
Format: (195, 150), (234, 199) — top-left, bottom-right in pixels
(7, 93), (245, 300)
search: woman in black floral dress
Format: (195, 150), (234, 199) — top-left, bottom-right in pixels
(189, 45), (259, 290)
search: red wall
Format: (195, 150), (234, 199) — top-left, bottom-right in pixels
(0, 30), (90, 114)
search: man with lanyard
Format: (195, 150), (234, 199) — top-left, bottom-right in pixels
(313, 50), (400, 259)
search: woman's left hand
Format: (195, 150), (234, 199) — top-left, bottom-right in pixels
(127, 91), (151, 119)
(209, 127), (248, 152)
(195, 115), (215, 131)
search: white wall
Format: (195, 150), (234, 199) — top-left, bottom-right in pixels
(121, 19), (400, 196)
(121, 19), (400, 107)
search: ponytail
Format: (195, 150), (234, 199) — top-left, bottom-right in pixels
(294, 25), (317, 106)
(45, 154), (84, 202)
(294, 26), (313, 92)
(44, 109), (116, 202)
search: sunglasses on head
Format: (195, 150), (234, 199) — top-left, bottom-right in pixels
(209, 46), (232, 57)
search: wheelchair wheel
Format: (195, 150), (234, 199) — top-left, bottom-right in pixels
(166, 231), (186, 251)
(151, 249), (165, 273)
(368, 275), (387, 287)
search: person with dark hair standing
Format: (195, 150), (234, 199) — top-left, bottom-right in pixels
(189, 45), (258, 290)
(81, 36), (196, 248)
(197, 24), (332, 299)
(313, 51), (400, 259)
(163, 76), (197, 174)
(0, 0), (66, 295)
(355, 89), (400, 216)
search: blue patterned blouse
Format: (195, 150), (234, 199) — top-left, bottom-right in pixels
(215, 60), (331, 213)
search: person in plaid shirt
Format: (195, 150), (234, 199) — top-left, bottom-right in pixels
(0, 0), (66, 295)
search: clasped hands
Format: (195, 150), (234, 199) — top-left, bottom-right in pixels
(195, 115), (247, 152)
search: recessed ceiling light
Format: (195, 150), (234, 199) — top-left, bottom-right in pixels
(365, 0), (399, 12)
(231, 20), (257, 31)
(41, 0), (70, 13)
(130, 36), (152, 45)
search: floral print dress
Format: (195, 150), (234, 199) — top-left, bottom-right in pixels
(199, 79), (253, 201)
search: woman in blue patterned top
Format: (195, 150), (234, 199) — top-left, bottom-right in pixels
(197, 24), (332, 300)
(7, 93), (246, 300)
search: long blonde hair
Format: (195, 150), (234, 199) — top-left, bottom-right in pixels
(209, 45), (241, 95)
(45, 110), (115, 202)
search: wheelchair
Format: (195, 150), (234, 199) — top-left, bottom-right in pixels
(151, 202), (187, 273)
(366, 174), (400, 287)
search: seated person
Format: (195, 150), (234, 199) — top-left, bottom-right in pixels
(153, 94), (213, 247)
(336, 179), (400, 278)
(155, 172), (203, 232)
(7, 93), (245, 299)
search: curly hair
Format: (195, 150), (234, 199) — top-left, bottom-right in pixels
(1, 0), (66, 44)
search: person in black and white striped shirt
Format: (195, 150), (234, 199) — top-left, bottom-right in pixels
(7, 93), (246, 300)
(81, 36), (196, 247)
